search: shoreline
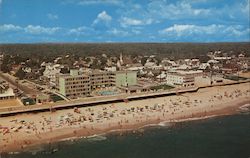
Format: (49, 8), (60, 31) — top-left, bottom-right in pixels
(2, 100), (249, 154)
(0, 83), (250, 154)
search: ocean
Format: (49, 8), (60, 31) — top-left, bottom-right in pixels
(2, 113), (250, 158)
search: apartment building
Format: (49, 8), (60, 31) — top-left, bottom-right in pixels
(57, 70), (137, 98)
(90, 70), (115, 90)
(166, 70), (203, 87)
(115, 71), (137, 87)
(58, 70), (91, 97)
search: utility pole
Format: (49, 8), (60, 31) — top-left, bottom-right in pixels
(210, 63), (214, 85)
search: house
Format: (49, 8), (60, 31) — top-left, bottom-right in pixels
(43, 63), (63, 85)
(156, 72), (167, 82)
(0, 83), (15, 100)
(104, 66), (117, 72)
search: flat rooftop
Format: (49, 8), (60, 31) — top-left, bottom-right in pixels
(168, 70), (203, 75)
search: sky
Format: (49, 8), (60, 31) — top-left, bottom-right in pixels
(0, 0), (249, 43)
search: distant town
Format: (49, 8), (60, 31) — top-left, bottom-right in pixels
(0, 47), (249, 109)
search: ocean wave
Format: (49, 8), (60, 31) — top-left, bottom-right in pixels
(158, 121), (172, 127)
(60, 136), (79, 142)
(23, 145), (46, 155)
(238, 104), (250, 114)
(7, 151), (20, 155)
(239, 104), (250, 110)
(171, 115), (218, 123)
(139, 122), (172, 128)
(86, 134), (107, 142)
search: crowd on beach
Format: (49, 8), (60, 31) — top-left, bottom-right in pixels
(0, 83), (250, 152)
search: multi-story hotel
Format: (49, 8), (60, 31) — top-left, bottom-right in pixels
(90, 70), (115, 90)
(57, 70), (91, 97)
(166, 70), (203, 87)
(115, 71), (137, 87)
(56, 69), (137, 98)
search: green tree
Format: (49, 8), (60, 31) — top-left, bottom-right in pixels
(60, 67), (69, 74)
(155, 56), (162, 66)
(15, 68), (26, 80)
(1, 64), (11, 73)
(141, 57), (148, 66)
(100, 58), (107, 68)
(1, 55), (12, 72)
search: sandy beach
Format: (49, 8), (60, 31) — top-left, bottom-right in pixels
(0, 82), (249, 153)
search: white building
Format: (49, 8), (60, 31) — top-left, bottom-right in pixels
(0, 85), (15, 100)
(156, 72), (167, 81)
(199, 63), (210, 70)
(214, 57), (231, 60)
(144, 62), (157, 68)
(104, 66), (117, 72)
(127, 66), (144, 71)
(177, 64), (191, 70)
(43, 63), (63, 85)
(161, 59), (178, 67)
(22, 67), (32, 73)
(166, 70), (203, 87)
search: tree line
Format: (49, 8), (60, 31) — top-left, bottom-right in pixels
(0, 42), (249, 60)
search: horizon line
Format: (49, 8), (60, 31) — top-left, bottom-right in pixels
(0, 41), (250, 45)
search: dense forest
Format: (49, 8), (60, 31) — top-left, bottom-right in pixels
(0, 42), (249, 60)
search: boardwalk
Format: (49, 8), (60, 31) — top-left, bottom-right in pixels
(0, 79), (249, 117)
(0, 87), (198, 116)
